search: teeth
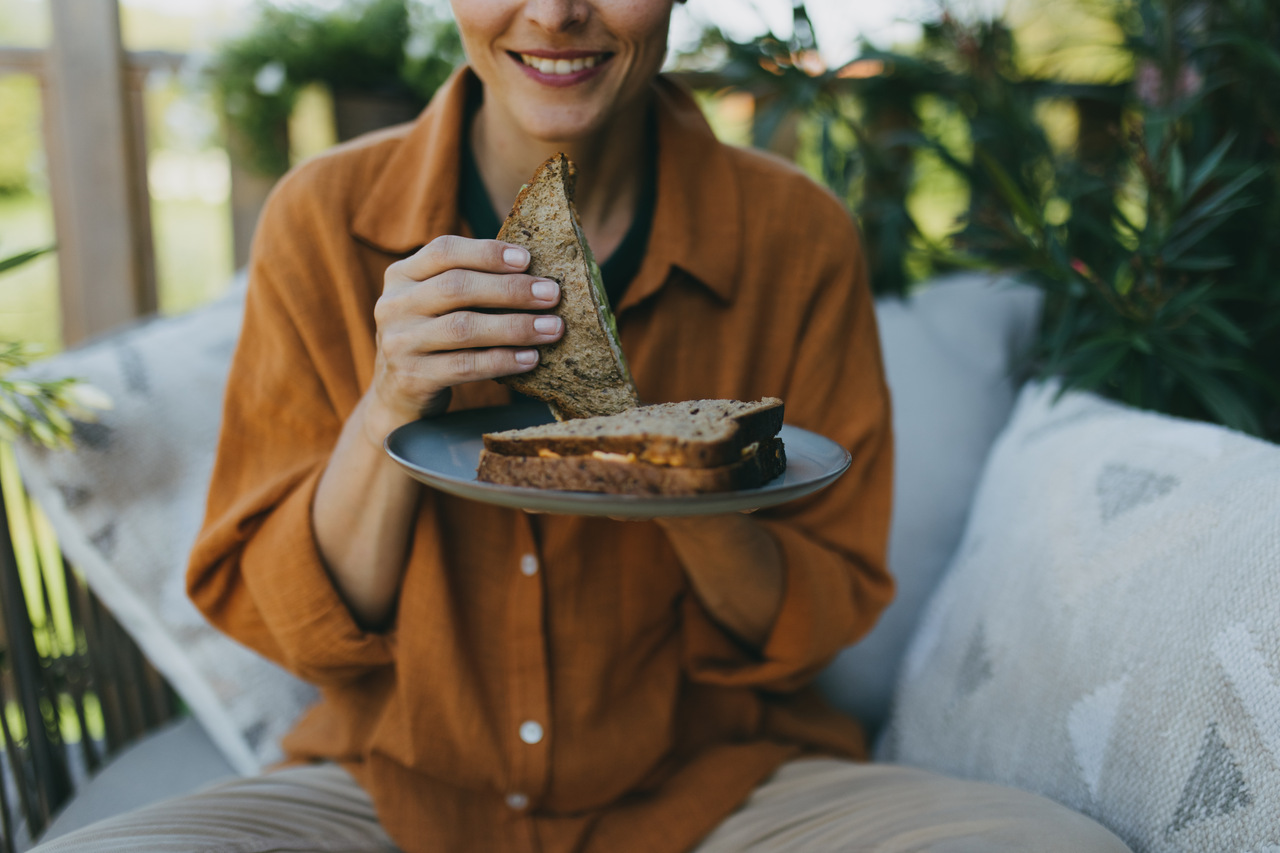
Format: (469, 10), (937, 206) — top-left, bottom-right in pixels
(519, 53), (604, 75)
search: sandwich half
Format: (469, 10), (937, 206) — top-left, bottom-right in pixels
(495, 153), (640, 420)
(477, 398), (787, 495)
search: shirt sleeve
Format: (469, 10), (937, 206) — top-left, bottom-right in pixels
(186, 169), (395, 687)
(682, 205), (895, 694)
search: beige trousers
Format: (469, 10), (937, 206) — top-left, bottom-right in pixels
(32, 758), (1132, 853)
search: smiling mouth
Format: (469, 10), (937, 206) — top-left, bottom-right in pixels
(513, 52), (612, 76)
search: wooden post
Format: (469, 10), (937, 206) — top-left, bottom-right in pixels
(43, 0), (156, 346)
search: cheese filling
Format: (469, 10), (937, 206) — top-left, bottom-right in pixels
(591, 451), (638, 463)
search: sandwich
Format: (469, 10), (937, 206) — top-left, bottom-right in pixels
(477, 398), (787, 495)
(495, 153), (639, 420)
(481, 154), (787, 495)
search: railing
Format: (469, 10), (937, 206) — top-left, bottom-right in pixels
(0, 447), (179, 851)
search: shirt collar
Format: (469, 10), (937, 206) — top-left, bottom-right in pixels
(350, 66), (742, 305)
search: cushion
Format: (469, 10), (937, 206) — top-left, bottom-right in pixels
(816, 272), (1042, 734)
(14, 279), (318, 776)
(39, 717), (235, 843)
(879, 381), (1280, 852)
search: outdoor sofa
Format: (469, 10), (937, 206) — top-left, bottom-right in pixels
(14, 271), (1280, 853)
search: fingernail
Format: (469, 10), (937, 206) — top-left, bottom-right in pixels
(534, 316), (561, 334)
(504, 246), (530, 268)
(515, 349), (539, 365)
(531, 280), (558, 301)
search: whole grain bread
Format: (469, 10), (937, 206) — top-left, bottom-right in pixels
(477, 436), (787, 495)
(482, 398), (784, 468)
(495, 153), (639, 419)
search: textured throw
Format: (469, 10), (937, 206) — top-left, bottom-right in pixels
(881, 382), (1280, 853)
(14, 282), (317, 775)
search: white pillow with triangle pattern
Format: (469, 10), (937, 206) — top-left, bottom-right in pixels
(879, 381), (1280, 853)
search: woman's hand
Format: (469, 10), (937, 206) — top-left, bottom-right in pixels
(364, 235), (563, 443)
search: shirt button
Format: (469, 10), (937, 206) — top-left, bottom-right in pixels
(519, 720), (544, 745)
(520, 554), (538, 577)
(506, 792), (530, 811)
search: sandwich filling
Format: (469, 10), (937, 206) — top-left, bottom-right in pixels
(477, 399), (787, 496)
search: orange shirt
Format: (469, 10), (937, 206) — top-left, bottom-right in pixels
(187, 68), (894, 853)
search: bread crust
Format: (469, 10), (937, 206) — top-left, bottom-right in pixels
(477, 437), (787, 495)
(494, 153), (639, 419)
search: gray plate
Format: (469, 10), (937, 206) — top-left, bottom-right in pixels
(385, 404), (852, 518)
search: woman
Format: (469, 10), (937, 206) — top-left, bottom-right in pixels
(35, 2), (1131, 851)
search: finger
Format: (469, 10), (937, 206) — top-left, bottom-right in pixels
(423, 346), (542, 387)
(418, 270), (560, 315)
(419, 310), (563, 353)
(389, 235), (531, 284)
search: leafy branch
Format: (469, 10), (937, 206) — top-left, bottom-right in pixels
(0, 245), (111, 449)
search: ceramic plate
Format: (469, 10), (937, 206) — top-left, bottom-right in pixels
(385, 404), (852, 518)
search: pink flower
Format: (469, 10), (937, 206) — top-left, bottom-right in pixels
(1134, 60), (1204, 107)
(1177, 65), (1204, 100)
(1136, 62), (1163, 107)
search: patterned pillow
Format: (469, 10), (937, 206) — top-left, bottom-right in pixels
(880, 382), (1280, 852)
(14, 282), (318, 776)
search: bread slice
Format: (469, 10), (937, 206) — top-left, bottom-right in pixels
(482, 398), (784, 468)
(495, 153), (639, 420)
(477, 436), (787, 495)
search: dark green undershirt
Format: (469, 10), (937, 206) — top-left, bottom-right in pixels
(459, 116), (657, 310)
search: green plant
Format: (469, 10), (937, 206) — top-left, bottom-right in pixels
(0, 244), (110, 448)
(689, 0), (1278, 437)
(928, 1), (1280, 439)
(680, 6), (1116, 297)
(211, 0), (463, 176)
(682, 5), (932, 296)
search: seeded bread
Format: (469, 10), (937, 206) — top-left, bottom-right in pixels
(482, 398), (784, 468)
(477, 436), (787, 495)
(495, 153), (640, 419)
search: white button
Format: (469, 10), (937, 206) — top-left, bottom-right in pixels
(520, 554), (539, 577)
(505, 792), (529, 811)
(519, 720), (544, 745)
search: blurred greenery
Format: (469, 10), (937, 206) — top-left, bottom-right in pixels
(211, 0), (463, 176)
(0, 244), (112, 449)
(0, 194), (58, 353)
(926, 1), (1280, 439)
(0, 75), (41, 197)
(683, 1), (1278, 440)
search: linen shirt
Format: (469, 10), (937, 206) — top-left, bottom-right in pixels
(187, 67), (895, 853)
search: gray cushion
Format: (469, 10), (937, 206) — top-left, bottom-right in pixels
(39, 717), (236, 843)
(881, 382), (1280, 852)
(816, 273), (1041, 734)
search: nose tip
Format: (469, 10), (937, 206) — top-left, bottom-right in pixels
(525, 0), (588, 33)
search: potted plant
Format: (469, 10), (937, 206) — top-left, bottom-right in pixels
(210, 0), (463, 178)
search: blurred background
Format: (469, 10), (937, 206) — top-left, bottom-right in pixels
(0, 0), (1103, 351)
(0, 0), (1275, 433)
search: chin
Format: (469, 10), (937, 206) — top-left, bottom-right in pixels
(513, 105), (610, 146)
